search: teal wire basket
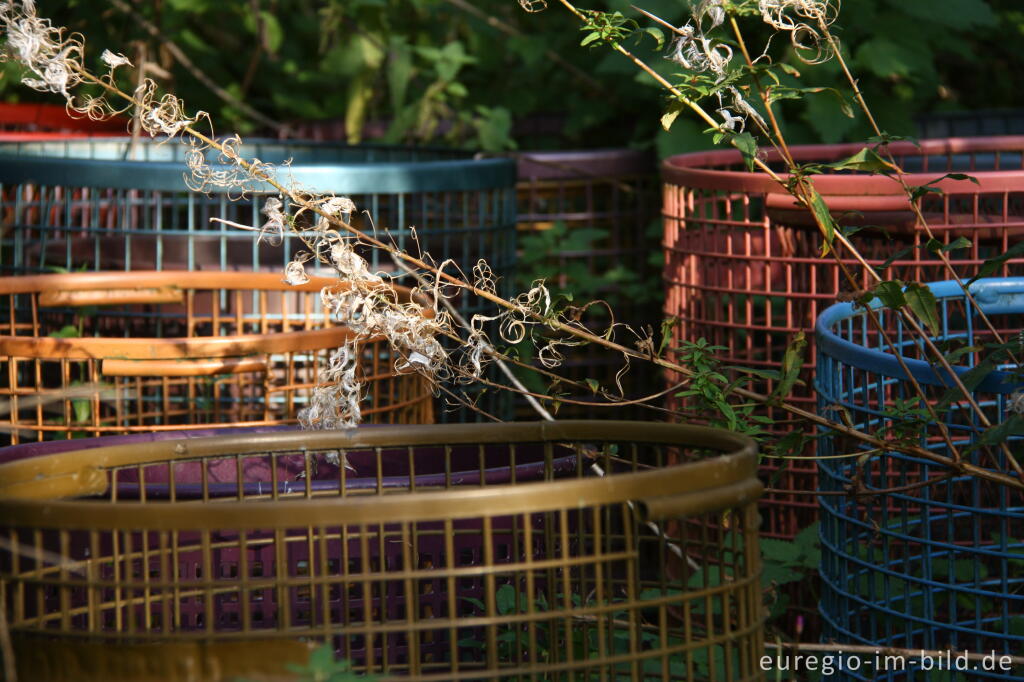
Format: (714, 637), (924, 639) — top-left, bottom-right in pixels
(0, 138), (517, 421)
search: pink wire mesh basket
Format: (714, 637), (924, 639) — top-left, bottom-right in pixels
(662, 135), (1024, 539)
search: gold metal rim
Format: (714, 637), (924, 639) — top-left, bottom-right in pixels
(0, 421), (760, 528)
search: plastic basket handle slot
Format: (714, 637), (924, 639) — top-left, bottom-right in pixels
(101, 356), (268, 377)
(38, 286), (184, 307)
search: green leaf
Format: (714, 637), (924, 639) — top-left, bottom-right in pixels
(584, 378), (600, 394)
(259, 11), (283, 53)
(724, 366), (784, 382)
(791, 522), (821, 568)
(802, 88), (857, 143)
(825, 147), (899, 174)
(661, 100), (685, 132)
(459, 595), (486, 611)
(772, 332), (807, 402)
(904, 282), (941, 335)
(874, 245), (916, 273)
(935, 357), (997, 411)
(72, 397), (90, 424)
(872, 280), (907, 310)
(581, 32), (600, 46)
(968, 241), (1024, 284)
(898, 0), (996, 28)
(495, 584), (516, 615)
(386, 36), (414, 112)
(926, 236), (972, 254)
(856, 38), (931, 80)
(806, 188), (835, 255)
(731, 132), (758, 172)
(642, 26), (664, 49)
(48, 325), (80, 339)
(310, 643), (335, 670)
(978, 415), (1024, 447)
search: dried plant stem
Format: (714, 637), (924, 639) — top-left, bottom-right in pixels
(107, 0), (286, 134)
(817, 18), (1022, 370)
(63, 48), (1024, 492)
(728, 16), (795, 168)
(444, 0), (604, 94)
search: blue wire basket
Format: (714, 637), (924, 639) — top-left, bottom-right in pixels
(816, 278), (1024, 681)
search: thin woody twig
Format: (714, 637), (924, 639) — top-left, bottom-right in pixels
(107, 0), (287, 134)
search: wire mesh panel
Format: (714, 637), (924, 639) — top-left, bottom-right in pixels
(916, 110), (1024, 139)
(0, 271), (432, 443)
(515, 149), (660, 420)
(0, 137), (516, 421)
(816, 279), (1024, 681)
(663, 136), (1024, 539)
(0, 421), (764, 682)
(0, 137), (516, 301)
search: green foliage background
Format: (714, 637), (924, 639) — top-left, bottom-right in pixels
(1, 0), (1020, 152)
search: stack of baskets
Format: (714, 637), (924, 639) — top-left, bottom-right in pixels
(0, 137), (517, 422)
(662, 136), (1024, 539)
(0, 133), (773, 681)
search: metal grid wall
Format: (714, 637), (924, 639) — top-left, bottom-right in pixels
(0, 138), (517, 422)
(662, 136), (1024, 539)
(515, 149), (659, 419)
(0, 421), (764, 681)
(816, 279), (1024, 681)
(0, 271), (433, 443)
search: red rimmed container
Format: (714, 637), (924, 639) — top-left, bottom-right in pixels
(662, 136), (1024, 539)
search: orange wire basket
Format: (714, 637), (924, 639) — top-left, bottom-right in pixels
(662, 136), (1024, 539)
(0, 421), (764, 681)
(0, 271), (433, 443)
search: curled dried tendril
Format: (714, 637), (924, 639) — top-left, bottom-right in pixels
(758, 0), (839, 64)
(1, 1), (83, 97)
(283, 251), (314, 286)
(1, 0), (648, 429)
(518, 0), (547, 13)
(259, 197), (286, 246)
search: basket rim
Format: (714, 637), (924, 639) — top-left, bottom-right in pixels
(0, 270), (429, 359)
(0, 421), (761, 527)
(0, 137), (516, 193)
(661, 135), (1024, 194)
(815, 277), (1024, 394)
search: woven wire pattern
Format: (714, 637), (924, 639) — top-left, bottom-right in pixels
(0, 272), (432, 444)
(0, 423), (763, 681)
(816, 279), (1024, 681)
(663, 137), (1024, 539)
(515, 150), (660, 420)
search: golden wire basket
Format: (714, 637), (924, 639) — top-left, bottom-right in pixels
(0, 421), (764, 681)
(0, 271), (433, 443)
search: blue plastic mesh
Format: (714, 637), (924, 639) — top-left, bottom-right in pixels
(816, 278), (1024, 681)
